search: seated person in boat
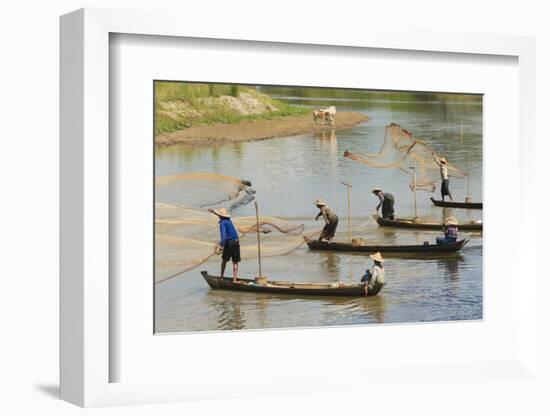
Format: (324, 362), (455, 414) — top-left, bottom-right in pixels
(314, 199), (339, 243)
(208, 207), (241, 283)
(372, 188), (395, 220)
(436, 216), (458, 245)
(432, 152), (453, 202)
(361, 252), (385, 295)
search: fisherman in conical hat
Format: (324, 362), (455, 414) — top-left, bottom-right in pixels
(436, 215), (459, 245)
(432, 152), (453, 202)
(360, 252), (385, 296)
(208, 207), (241, 283)
(314, 199), (339, 243)
(372, 188), (395, 220)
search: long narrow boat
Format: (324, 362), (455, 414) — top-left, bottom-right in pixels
(376, 215), (482, 231)
(430, 197), (482, 210)
(201, 271), (378, 297)
(304, 236), (468, 253)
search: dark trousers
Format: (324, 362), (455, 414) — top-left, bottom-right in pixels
(436, 236), (457, 245)
(441, 179), (452, 199)
(320, 218), (338, 241)
(382, 196), (395, 219)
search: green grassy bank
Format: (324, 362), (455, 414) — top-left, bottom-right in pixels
(155, 82), (310, 136)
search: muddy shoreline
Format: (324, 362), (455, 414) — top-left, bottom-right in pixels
(155, 112), (369, 146)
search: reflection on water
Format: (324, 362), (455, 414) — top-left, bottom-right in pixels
(313, 128), (337, 141)
(155, 89), (483, 333)
(211, 296), (246, 331)
(160, 270), (391, 331)
(441, 256), (463, 280)
(156, 233), (482, 332)
(320, 252), (341, 274)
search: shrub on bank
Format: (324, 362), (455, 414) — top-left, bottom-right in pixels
(154, 82), (309, 136)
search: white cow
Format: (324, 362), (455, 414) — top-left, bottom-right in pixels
(312, 106), (336, 126)
(312, 109), (325, 125)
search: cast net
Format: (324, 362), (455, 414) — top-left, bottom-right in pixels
(155, 172), (257, 212)
(344, 123), (468, 192)
(155, 173), (311, 283)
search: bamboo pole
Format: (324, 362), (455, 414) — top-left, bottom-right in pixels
(341, 181), (352, 244)
(412, 159), (418, 220)
(254, 201), (262, 278)
(348, 186), (351, 244)
(465, 151), (472, 203)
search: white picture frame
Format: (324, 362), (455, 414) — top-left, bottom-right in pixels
(60, 8), (537, 407)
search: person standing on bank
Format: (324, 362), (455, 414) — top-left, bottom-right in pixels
(208, 208), (241, 283)
(372, 188), (395, 220)
(432, 152), (453, 201)
(314, 199), (339, 243)
(361, 252), (385, 296)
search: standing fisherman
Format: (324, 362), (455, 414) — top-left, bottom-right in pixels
(314, 199), (339, 243)
(432, 152), (453, 201)
(372, 188), (395, 220)
(360, 252), (385, 296)
(208, 208), (241, 283)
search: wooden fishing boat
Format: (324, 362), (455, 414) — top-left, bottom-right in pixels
(376, 215), (482, 231)
(430, 197), (482, 210)
(304, 236), (469, 253)
(201, 271), (378, 297)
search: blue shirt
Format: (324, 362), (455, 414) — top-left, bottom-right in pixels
(219, 218), (239, 245)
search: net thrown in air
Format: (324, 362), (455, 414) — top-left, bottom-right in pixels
(344, 123), (467, 192)
(155, 173), (308, 283)
(155, 172), (256, 212)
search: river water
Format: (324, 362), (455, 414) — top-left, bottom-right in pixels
(155, 88), (483, 333)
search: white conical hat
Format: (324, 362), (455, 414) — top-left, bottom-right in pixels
(370, 252), (384, 262)
(314, 199), (326, 206)
(444, 216), (458, 225)
(213, 208), (230, 218)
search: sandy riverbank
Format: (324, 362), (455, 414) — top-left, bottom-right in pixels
(155, 112), (369, 146)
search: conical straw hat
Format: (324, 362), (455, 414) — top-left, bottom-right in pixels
(314, 199), (326, 206)
(444, 216), (458, 225)
(213, 208), (230, 218)
(370, 252), (384, 262)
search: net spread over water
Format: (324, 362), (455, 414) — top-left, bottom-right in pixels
(155, 174), (310, 283)
(344, 123), (468, 192)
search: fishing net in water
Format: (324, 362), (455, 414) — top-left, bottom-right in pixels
(155, 191), (312, 283)
(344, 123), (467, 192)
(156, 172), (256, 212)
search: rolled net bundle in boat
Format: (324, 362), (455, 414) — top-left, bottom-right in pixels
(155, 202), (307, 282)
(344, 123), (467, 192)
(155, 172), (256, 212)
